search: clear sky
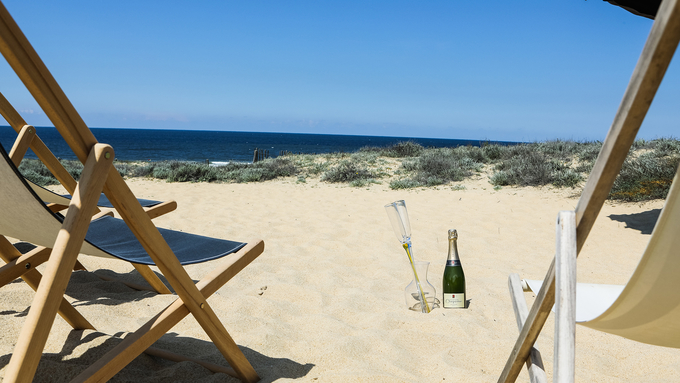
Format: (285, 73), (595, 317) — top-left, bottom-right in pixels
(0, 0), (678, 142)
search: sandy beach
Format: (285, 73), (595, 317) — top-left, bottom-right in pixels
(0, 176), (677, 382)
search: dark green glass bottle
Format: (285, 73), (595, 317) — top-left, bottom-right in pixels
(442, 229), (466, 308)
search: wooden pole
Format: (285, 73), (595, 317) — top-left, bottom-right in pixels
(554, 211), (577, 383)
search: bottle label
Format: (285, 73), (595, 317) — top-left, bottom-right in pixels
(446, 260), (461, 267)
(443, 293), (465, 308)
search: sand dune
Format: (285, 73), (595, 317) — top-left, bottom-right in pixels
(1, 177), (677, 382)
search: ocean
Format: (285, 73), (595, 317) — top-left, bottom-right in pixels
(0, 126), (515, 163)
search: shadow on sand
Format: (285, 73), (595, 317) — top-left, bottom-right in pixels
(608, 209), (661, 235)
(1, 268), (314, 382)
(0, 330), (314, 382)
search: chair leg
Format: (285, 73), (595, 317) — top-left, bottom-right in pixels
(3, 144), (114, 383)
(0, 236), (94, 330)
(132, 263), (172, 294)
(71, 239), (264, 383)
(508, 273), (547, 383)
(554, 211), (577, 383)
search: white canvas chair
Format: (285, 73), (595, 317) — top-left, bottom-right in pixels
(499, 0), (680, 382)
(523, 167), (680, 344)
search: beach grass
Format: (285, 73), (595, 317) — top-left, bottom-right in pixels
(18, 138), (680, 201)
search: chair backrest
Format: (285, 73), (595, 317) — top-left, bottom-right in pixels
(581, 164), (680, 347)
(0, 142), (110, 258)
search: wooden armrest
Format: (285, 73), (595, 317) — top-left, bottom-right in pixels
(144, 200), (178, 219)
(9, 124), (36, 166)
(46, 203), (69, 213)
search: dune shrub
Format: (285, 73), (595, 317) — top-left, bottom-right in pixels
(489, 152), (581, 187)
(389, 178), (422, 189)
(18, 158), (132, 186)
(132, 157), (297, 183)
(610, 154), (680, 201)
(482, 144), (503, 161)
(381, 141), (425, 158)
(322, 160), (375, 183)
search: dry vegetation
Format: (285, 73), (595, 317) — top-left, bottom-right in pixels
(18, 139), (680, 202)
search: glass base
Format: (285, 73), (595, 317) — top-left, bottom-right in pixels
(404, 261), (440, 313)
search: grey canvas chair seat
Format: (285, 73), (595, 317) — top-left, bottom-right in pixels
(0, 143), (245, 266)
(86, 215), (246, 265)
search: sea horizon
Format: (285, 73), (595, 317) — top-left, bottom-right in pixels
(0, 125), (519, 163)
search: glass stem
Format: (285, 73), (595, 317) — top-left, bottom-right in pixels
(403, 242), (431, 313)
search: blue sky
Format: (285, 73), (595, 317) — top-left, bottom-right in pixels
(0, 1), (677, 142)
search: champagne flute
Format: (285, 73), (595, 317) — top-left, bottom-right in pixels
(385, 200), (431, 313)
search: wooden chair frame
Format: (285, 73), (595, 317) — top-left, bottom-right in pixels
(498, 0), (680, 381)
(0, 1), (264, 382)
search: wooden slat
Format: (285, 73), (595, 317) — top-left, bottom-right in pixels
(0, 236), (93, 330)
(144, 200), (178, 220)
(500, 262), (556, 383)
(0, 242), (51, 287)
(554, 211), (577, 383)
(72, 239), (264, 383)
(508, 274), (547, 383)
(3, 144), (113, 383)
(498, 1), (680, 382)
(46, 202), (69, 213)
(8, 124), (35, 166)
(91, 210), (114, 220)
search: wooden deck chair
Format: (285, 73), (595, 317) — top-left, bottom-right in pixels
(0, 2), (264, 382)
(498, 0), (680, 382)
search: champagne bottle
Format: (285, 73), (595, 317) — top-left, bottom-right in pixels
(442, 229), (466, 309)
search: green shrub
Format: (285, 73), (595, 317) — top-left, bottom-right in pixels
(132, 157), (297, 183)
(489, 152), (581, 187)
(18, 159), (59, 186)
(412, 149), (480, 183)
(552, 169), (583, 188)
(167, 163), (218, 182)
(382, 141), (425, 158)
(322, 161), (375, 183)
(649, 138), (680, 157)
(389, 178), (422, 189)
(482, 144), (503, 161)
(610, 154), (680, 201)
(577, 142), (602, 163)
